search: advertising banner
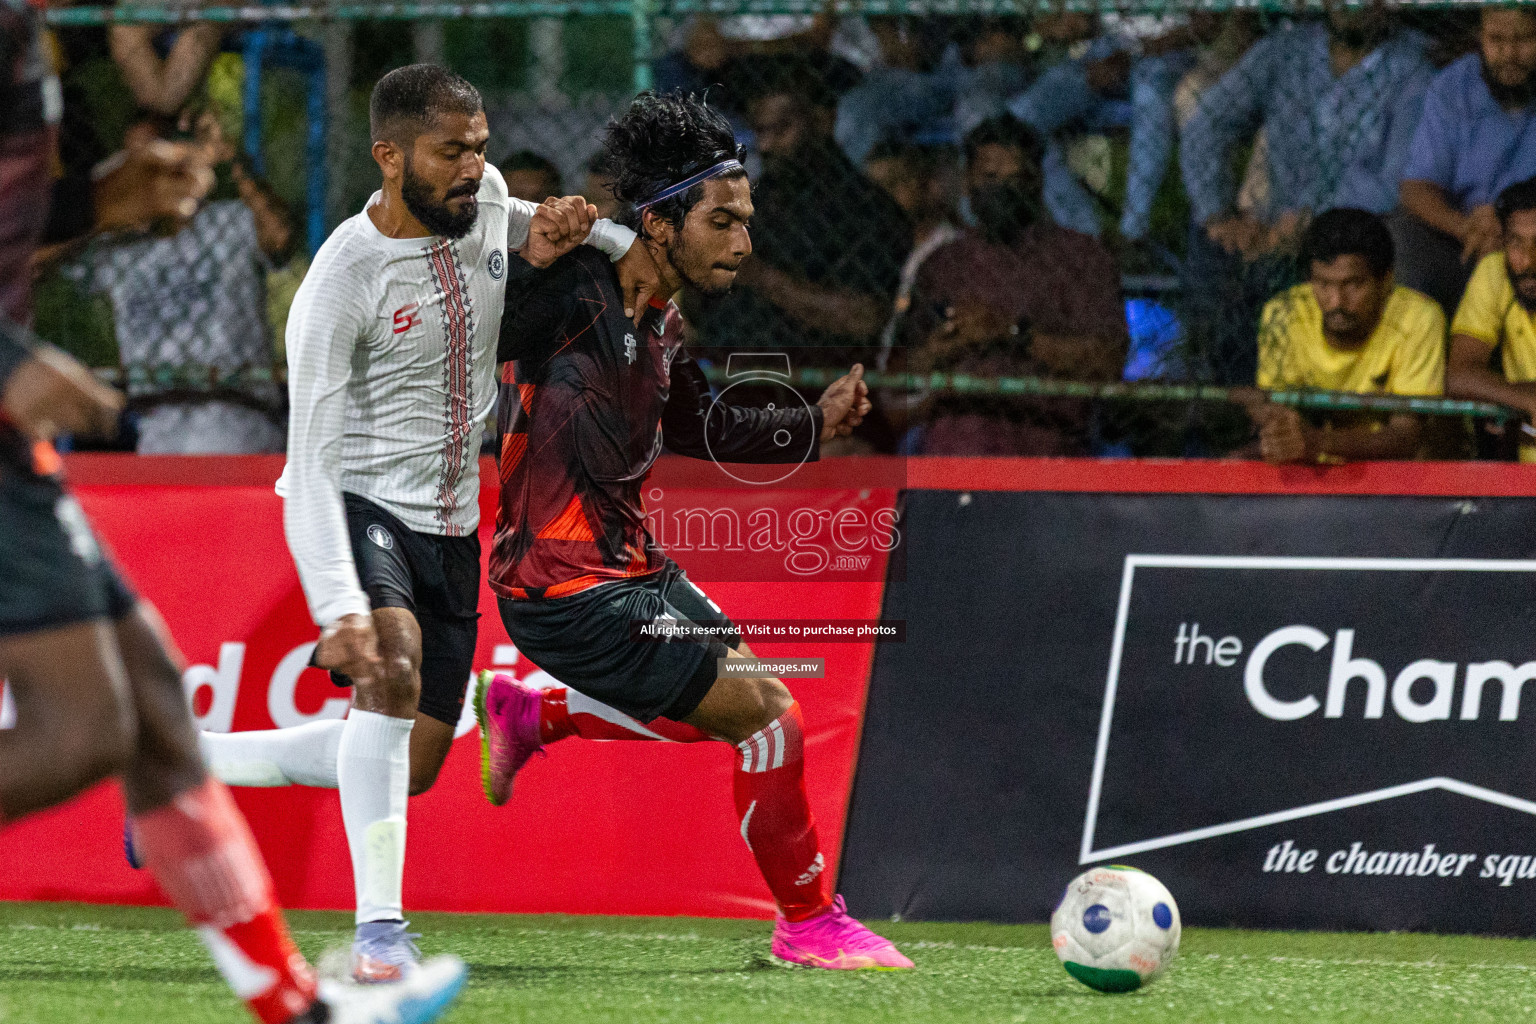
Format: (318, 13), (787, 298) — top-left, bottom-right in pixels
(842, 485), (1536, 933)
(0, 456), (893, 919)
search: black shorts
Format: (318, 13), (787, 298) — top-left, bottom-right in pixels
(498, 558), (739, 723)
(343, 493), (480, 726)
(0, 468), (137, 637)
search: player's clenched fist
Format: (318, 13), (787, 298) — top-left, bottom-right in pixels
(519, 195), (597, 268)
(314, 612), (383, 686)
(817, 363), (873, 441)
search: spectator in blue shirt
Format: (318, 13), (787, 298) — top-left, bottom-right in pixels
(1177, 3), (1432, 386)
(1181, 6), (1432, 260)
(1397, 7), (1536, 315)
(834, 16), (958, 167)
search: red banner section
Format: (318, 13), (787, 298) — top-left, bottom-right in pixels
(0, 456), (894, 919)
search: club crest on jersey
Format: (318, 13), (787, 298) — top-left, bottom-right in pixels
(488, 248), (504, 280)
(367, 524), (394, 550)
(624, 333), (638, 365)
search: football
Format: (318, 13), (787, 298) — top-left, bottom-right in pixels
(1050, 865), (1181, 993)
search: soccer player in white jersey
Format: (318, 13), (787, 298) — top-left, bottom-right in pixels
(164, 64), (658, 981)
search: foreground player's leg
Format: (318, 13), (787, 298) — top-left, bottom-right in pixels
(474, 671), (713, 805)
(340, 607), (422, 982)
(0, 620), (136, 818)
(0, 607), (462, 1024)
(686, 655), (913, 971)
(113, 605), (468, 1023)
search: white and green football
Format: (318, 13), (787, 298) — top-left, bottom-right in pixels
(1050, 865), (1181, 993)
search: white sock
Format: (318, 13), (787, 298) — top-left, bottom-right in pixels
(199, 720), (345, 788)
(337, 710), (413, 925)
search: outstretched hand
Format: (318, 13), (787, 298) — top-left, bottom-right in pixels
(519, 195), (597, 268)
(817, 363), (872, 441)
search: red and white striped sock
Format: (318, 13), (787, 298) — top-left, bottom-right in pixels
(732, 702), (830, 922)
(130, 778), (318, 1024)
(539, 686), (714, 744)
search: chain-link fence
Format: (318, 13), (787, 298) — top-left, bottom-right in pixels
(30, 1), (1532, 460)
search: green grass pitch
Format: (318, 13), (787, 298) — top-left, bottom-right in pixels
(2, 902), (1535, 1023)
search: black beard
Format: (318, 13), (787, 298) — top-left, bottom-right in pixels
(1510, 269), (1536, 311)
(402, 163), (479, 239)
(1323, 313), (1369, 344)
(1482, 58), (1536, 108)
(668, 236), (734, 296)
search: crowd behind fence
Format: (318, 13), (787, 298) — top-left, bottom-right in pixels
(29, 1), (1536, 465)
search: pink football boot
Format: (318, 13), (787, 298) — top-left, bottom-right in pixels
(473, 670), (545, 806)
(772, 897), (915, 970)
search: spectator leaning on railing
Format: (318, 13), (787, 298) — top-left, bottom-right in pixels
(1397, 6), (1536, 317)
(893, 115), (1126, 457)
(1183, 3), (1432, 257)
(1247, 208), (1444, 466)
(1445, 177), (1536, 462)
(1179, 3), (1433, 386)
(107, 6), (223, 118)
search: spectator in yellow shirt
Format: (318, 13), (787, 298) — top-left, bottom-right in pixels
(1249, 207), (1446, 464)
(1446, 177), (1536, 460)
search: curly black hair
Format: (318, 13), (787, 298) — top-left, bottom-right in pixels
(602, 91), (747, 235)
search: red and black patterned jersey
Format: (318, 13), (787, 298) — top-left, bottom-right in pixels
(489, 246), (823, 600)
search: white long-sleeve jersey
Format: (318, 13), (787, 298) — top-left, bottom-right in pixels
(279, 165), (635, 626)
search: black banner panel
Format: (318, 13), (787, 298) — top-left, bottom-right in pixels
(841, 490), (1536, 933)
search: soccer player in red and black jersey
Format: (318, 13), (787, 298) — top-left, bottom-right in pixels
(474, 91), (912, 970)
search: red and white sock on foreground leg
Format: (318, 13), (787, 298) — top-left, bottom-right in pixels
(129, 777), (320, 1023)
(731, 701), (829, 921)
(539, 685), (713, 744)
(733, 702), (914, 970)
